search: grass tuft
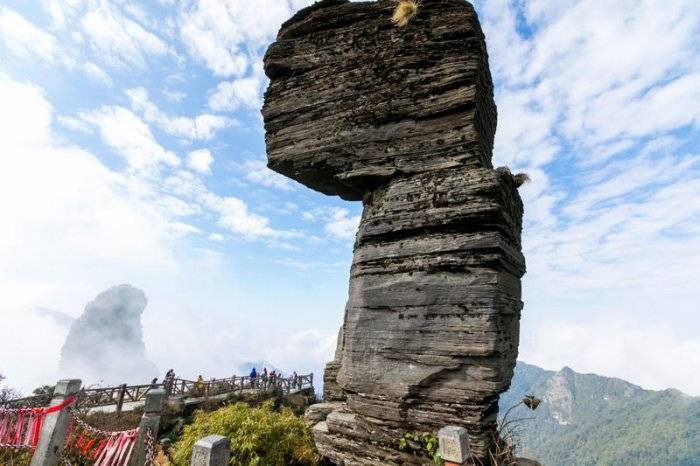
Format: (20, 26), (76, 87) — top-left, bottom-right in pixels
(513, 173), (531, 187)
(392, 0), (420, 27)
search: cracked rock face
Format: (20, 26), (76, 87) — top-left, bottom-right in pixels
(263, 0), (525, 463)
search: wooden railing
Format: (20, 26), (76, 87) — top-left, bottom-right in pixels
(1, 373), (313, 411)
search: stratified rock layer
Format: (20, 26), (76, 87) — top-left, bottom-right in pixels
(263, 1), (525, 463)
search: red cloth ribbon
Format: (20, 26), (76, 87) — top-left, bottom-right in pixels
(0, 395), (77, 448)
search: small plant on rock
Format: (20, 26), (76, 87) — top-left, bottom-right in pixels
(485, 394), (541, 465)
(399, 431), (444, 465)
(392, 0), (420, 27)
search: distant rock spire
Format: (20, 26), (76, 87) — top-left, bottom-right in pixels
(59, 284), (158, 385)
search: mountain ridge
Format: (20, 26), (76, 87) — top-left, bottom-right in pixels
(500, 362), (699, 465)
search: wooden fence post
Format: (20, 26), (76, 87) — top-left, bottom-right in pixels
(116, 383), (127, 415)
(127, 389), (165, 466)
(30, 379), (81, 466)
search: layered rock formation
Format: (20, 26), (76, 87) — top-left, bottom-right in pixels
(59, 284), (158, 385)
(263, 0), (526, 463)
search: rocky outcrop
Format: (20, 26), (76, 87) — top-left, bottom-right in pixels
(59, 284), (158, 385)
(263, 0), (525, 463)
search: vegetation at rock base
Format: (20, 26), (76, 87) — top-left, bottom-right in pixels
(170, 400), (320, 466)
(399, 431), (444, 465)
(487, 395), (541, 466)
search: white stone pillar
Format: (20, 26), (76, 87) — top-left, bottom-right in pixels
(128, 388), (165, 466)
(438, 426), (471, 466)
(30, 379), (82, 466)
(190, 435), (230, 466)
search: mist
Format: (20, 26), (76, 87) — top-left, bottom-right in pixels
(59, 284), (158, 386)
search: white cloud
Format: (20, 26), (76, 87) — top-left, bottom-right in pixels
(2, 0), (697, 398)
(0, 77), (53, 147)
(162, 170), (291, 239)
(38, 0), (175, 72)
(478, 0), (700, 171)
(216, 197), (279, 239)
(324, 208), (360, 241)
(274, 258), (347, 273)
(163, 89), (187, 103)
(41, 0), (85, 30)
(181, 1), (314, 116)
(77, 105), (180, 175)
(0, 5), (126, 85)
(126, 87), (232, 141)
(82, 61), (113, 86)
(0, 6), (66, 65)
(0, 75), (182, 390)
(521, 319), (700, 396)
(57, 115), (93, 133)
(186, 148), (214, 174)
(242, 158), (295, 191)
(0, 75), (309, 391)
(80, 2), (172, 68)
(474, 0), (700, 394)
(208, 70), (264, 111)
(179, 0), (312, 78)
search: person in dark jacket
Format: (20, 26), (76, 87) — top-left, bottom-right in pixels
(250, 368), (257, 388)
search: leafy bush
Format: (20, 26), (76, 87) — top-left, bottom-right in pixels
(170, 401), (320, 466)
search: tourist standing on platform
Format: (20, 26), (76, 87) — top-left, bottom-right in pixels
(250, 367), (257, 388)
(261, 368), (268, 389)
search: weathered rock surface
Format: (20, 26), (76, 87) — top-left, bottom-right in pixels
(263, 0), (525, 463)
(59, 284), (158, 385)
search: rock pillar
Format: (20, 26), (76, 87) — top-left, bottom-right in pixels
(263, 0), (526, 463)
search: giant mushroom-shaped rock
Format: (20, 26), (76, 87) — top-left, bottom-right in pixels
(263, 0), (526, 463)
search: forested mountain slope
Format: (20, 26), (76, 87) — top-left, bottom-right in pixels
(500, 362), (700, 465)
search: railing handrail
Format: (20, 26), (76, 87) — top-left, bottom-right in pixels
(1, 372), (313, 409)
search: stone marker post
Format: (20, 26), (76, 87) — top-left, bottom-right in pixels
(30, 379), (81, 466)
(438, 426), (471, 466)
(128, 388), (165, 466)
(190, 435), (230, 466)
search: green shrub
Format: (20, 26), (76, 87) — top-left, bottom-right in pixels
(171, 400), (320, 466)
(399, 431), (444, 465)
(0, 448), (33, 466)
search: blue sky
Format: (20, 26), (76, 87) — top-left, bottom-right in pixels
(0, 0), (698, 396)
